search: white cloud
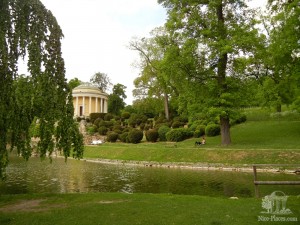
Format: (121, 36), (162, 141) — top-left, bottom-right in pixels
(37, 0), (167, 104)
(19, 0), (266, 105)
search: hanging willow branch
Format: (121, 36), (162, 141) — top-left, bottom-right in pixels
(0, 0), (84, 178)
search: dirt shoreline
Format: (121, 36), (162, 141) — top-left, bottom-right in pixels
(79, 158), (299, 174)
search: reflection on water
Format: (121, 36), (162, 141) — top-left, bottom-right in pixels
(0, 156), (299, 197)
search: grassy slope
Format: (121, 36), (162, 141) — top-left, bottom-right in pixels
(83, 120), (300, 165)
(0, 193), (299, 225)
(1, 111), (300, 225)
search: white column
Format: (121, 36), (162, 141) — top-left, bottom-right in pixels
(75, 96), (79, 116)
(105, 99), (108, 113)
(100, 98), (103, 113)
(82, 96), (85, 116)
(95, 97), (98, 113)
(89, 96), (92, 115)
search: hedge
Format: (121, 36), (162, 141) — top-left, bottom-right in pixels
(106, 132), (118, 142)
(158, 125), (171, 141)
(127, 129), (144, 144)
(166, 128), (192, 142)
(145, 129), (159, 142)
(205, 124), (220, 137)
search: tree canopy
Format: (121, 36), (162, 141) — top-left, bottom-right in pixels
(129, 0), (300, 146)
(0, 0), (84, 178)
(108, 83), (127, 115)
(90, 72), (112, 93)
(154, 0), (263, 145)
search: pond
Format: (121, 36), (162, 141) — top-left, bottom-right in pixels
(0, 156), (299, 197)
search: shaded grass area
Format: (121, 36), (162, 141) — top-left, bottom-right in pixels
(83, 121), (300, 165)
(0, 193), (299, 225)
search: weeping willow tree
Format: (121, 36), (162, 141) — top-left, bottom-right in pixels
(0, 0), (84, 178)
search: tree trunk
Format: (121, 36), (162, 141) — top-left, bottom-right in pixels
(164, 92), (170, 121)
(216, 2), (231, 145)
(276, 103), (282, 113)
(220, 116), (231, 146)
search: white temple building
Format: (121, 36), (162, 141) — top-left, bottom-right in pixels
(72, 84), (108, 117)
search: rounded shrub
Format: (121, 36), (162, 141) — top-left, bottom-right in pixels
(196, 125), (206, 136)
(205, 124), (220, 137)
(171, 121), (183, 128)
(94, 118), (103, 128)
(121, 111), (131, 120)
(119, 132), (129, 143)
(194, 130), (201, 138)
(166, 128), (188, 142)
(106, 131), (118, 142)
(158, 125), (171, 141)
(98, 126), (108, 135)
(123, 127), (132, 133)
(113, 125), (123, 133)
(143, 124), (152, 131)
(104, 113), (114, 121)
(127, 129), (144, 144)
(104, 121), (114, 129)
(145, 129), (159, 142)
(87, 125), (97, 135)
(140, 123), (146, 130)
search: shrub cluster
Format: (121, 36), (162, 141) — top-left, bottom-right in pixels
(145, 129), (159, 142)
(90, 113), (106, 123)
(85, 109), (248, 144)
(106, 131), (118, 142)
(98, 126), (108, 135)
(230, 113), (247, 126)
(194, 125), (206, 138)
(157, 125), (171, 141)
(166, 128), (193, 142)
(127, 129), (144, 144)
(205, 124), (220, 137)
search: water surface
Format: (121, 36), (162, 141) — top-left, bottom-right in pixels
(0, 156), (299, 197)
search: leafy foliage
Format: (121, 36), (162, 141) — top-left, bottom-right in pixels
(194, 125), (206, 138)
(106, 132), (119, 143)
(205, 124), (221, 137)
(157, 125), (171, 141)
(108, 83), (127, 115)
(68, 78), (82, 90)
(0, 0), (83, 177)
(90, 72), (112, 93)
(119, 132), (129, 143)
(127, 129), (144, 144)
(145, 129), (159, 142)
(98, 126), (108, 135)
(166, 128), (193, 142)
(90, 113), (106, 123)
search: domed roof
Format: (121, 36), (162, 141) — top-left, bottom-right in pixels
(72, 83), (107, 96)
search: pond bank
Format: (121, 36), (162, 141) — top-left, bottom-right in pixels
(81, 157), (300, 174)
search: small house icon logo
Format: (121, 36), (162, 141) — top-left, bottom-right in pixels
(261, 191), (292, 215)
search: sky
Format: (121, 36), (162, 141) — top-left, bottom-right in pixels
(19, 0), (267, 105)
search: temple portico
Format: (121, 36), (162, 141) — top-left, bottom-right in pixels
(72, 84), (108, 117)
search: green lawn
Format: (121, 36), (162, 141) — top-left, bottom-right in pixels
(1, 117), (300, 225)
(83, 121), (300, 166)
(0, 193), (299, 225)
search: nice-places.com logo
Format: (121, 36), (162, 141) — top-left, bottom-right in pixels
(258, 191), (298, 222)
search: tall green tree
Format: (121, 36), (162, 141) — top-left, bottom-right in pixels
(108, 83), (127, 115)
(158, 0), (261, 145)
(90, 72), (112, 93)
(0, 0), (83, 178)
(257, 0), (300, 112)
(68, 77), (82, 90)
(130, 27), (180, 121)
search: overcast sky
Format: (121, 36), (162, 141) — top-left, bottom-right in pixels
(19, 0), (267, 105)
